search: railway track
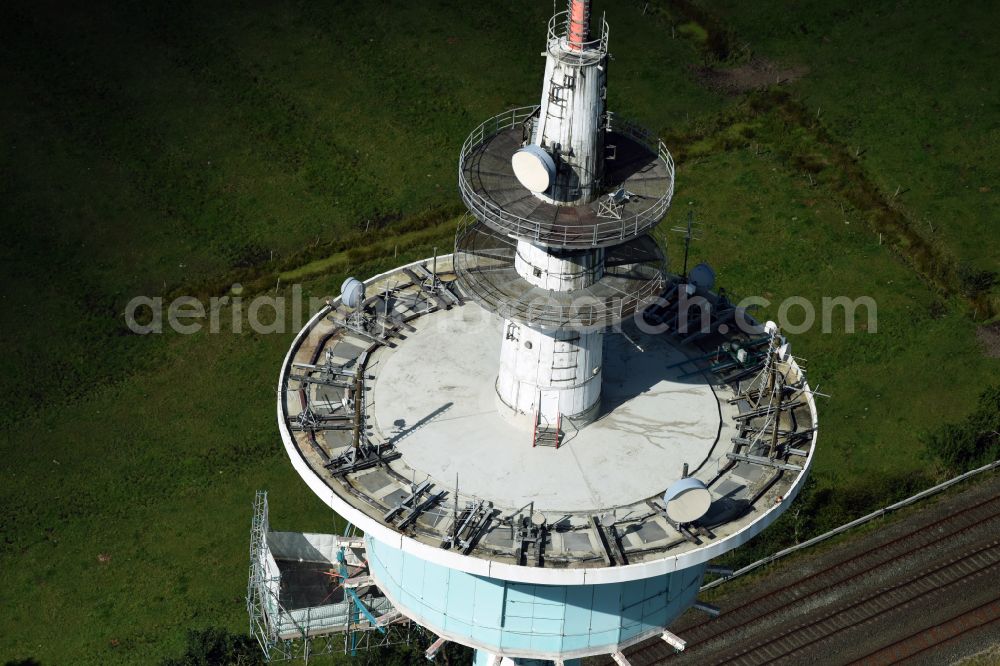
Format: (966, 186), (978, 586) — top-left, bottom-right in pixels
(712, 540), (1000, 664)
(614, 481), (1000, 666)
(850, 596), (1000, 665)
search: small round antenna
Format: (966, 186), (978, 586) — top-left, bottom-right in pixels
(688, 262), (716, 290)
(341, 277), (365, 309)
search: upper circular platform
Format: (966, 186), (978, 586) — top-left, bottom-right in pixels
(459, 107), (675, 248)
(454, 217), (665, 329)
(276, 256), (818, 585)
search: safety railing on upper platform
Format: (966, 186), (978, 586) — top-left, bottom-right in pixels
(458, 106), (675, 249)
(547, 9), (610, 66)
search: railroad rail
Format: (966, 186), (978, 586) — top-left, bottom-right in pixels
(848, 597), (1000, 665)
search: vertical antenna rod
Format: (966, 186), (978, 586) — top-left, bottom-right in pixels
(452, 473), (460, 546)
(352, 372), (363, 452)
(682, 211), (694, 279)
(567, 0), (590, 50)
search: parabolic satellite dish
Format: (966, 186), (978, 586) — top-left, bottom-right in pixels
(341, 277), (365, 309)
(688, 262), (716, 290)
(662, 477), (712, 524)
(511, 144), (556, 193)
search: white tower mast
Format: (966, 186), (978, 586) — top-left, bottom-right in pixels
(496, 0), (617, 429)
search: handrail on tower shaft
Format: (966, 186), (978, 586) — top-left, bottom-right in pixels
(555, 411), (562, 449)
(568, 0), (589, 51)
(532, 408), (539, 447)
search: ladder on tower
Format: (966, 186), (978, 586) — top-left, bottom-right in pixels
(532, 410), (562, 449)
(551, 334), (580, 384)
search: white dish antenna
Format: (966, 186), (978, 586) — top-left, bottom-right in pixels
(512, 145), (556, 193)
(341, 277), (365, 309)
(688, 262), (716, 290)
(764, 320), (779, 336)
(662, 477), (712, 524)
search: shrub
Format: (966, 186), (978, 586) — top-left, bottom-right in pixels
(924, 385), (1000, 473)
(351, 637), (472, 666)
(957, 264), (998, 299)
(161, 627), (264, 666)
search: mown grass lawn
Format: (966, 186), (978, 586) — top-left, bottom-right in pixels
(702, 0), (1000, 277)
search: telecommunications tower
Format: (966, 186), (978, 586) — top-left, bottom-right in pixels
(250, 3), (819, 664)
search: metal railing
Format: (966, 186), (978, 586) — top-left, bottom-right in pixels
(546, 10), (610, 66)
(458, 107), (675, 248)
(453, 216), (665, 329)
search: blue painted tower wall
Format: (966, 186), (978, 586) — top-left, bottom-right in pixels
(472, 652), (581, 666)
(365, 535), (705, 658)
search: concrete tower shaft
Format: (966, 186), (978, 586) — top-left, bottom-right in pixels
(497, 240), (606, 425)
(492, 1), (613, 428)
(514, 242), (604, 291)
(533, 0), (608, 204)
(496, 321), (604, 425)
(456, 3), (672, 436)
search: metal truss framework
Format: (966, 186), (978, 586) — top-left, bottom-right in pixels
(247, 491), (414, 662)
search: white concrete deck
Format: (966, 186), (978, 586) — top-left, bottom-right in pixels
(370, 303), (737, 512)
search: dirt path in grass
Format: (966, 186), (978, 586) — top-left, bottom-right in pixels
(693, 58), (808, 94)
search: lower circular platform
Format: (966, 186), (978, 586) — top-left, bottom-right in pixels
(453, 219), (666, 329)
(370, 304), (735, 513)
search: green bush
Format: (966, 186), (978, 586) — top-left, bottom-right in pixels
(350, 637), (472, 666)
(161, 627), (263, 666)
(924, 385), (1000, 473)
(958, 264), (998, 299)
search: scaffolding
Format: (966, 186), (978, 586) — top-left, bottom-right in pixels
(247, 491), (412, 662)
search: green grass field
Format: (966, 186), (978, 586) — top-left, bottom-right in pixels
(2, 1), (997, 663)
(699, 0), (1000, 289)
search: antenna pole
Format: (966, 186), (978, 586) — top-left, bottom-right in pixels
(352, 372), (362, 453)
(382, 282), (389, 337)
(432, 246), (438, 289)
(767, 334), (783, 460)
(683, 211), (693, 279)
(567, 0), (590, 51)
(452, 473), (460, 546)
